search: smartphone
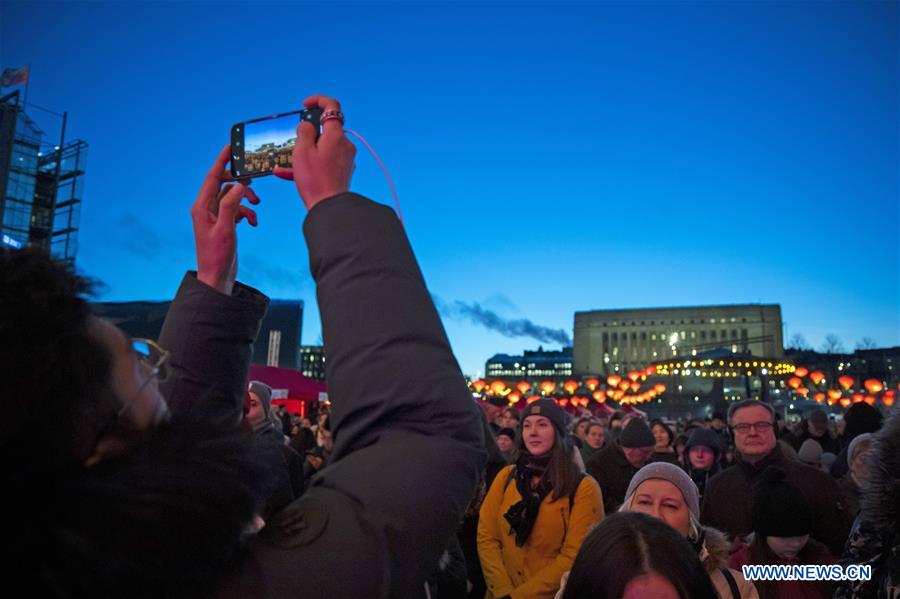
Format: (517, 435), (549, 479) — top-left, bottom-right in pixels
(230, 107), (323, 179)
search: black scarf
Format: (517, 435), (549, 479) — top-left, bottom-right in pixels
(503, 453), (552, 546)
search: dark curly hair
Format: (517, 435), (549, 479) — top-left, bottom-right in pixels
(0, 247), (117, 472)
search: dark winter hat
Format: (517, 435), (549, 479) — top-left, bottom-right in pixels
(497, 427), (516, 441)
(807, 408), (828, 428)
(751, 467), (813, 538)
(842, 403), (883, 439)
(684, 428), (723, 456)
(521, 399), (567, 438)
(618, 418), (656, 448)
(486, 395), (508, 408)
(625, 462), (701, 520)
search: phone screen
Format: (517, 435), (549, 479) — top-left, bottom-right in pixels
(231, 108), (321, 179)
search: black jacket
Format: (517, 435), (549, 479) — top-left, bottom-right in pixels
(216, 194), (486, 598)
(700, 446), (851, 555)
(585, 442), (640, 514)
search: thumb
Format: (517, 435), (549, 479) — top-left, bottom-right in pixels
(295, 120), (317, 152)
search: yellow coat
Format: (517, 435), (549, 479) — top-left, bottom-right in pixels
(477, 464), (605, 599)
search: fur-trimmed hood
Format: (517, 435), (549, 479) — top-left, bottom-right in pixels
(699, 525), (732, 572)
(861, 410), (900, 531)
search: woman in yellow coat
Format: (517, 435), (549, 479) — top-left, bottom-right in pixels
(478, 399), (605, 599)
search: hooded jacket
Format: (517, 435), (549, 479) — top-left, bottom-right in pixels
(835, 411), (900, 599)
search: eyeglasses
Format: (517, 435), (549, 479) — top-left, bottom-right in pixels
(731, 421), (774, 434)
(132, 338), (170, 383)
(117, 338), (170, 423)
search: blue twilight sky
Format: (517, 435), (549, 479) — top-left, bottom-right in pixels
(2, 1), (898, 376)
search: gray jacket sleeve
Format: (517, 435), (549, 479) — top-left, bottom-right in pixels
(221, 193), (485, 599)
(158, 272), (269, 430)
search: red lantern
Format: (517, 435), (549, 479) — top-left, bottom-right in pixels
(646, 365), (657, 375)
(526, 395), (540, 404)
(809, 371), (825, 385)
(794, 367), (809, 378)
(540, 381), (556, 395)
(472, 379), (486, 392)
(593, 391), (606, 403)
(490, 380), (507, 395)
(517, 381), (531, 394)
(839, 396), (852, 408)
(852, 393), (865, 404)
(864, 379), (884, 394)
(813, 392), (825, 403)
(627, 370), (641, 382)
(797, 387), (809, 396)
(508, 392), (521, 404)
(883, 391), (895, 407)
(826, 395), (837, 406)
(563, 380), (579, 394)
(606, 389), (616, 398)
(607, 375), (622, 388)
(864, 395), (876, 406)
(788, 377), (802, 390)
(618, 381), (631, 392)
(827, 389), (842, 401)
(654, 383), (666, 394)
(838, 375), (854, 391)
(630, 382), (641, 393)
(585, 378), (600, 391)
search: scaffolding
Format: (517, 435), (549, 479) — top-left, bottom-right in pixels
(0, 89), (87, 265)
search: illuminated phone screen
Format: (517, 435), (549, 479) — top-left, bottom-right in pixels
(242, 113), (300, 175)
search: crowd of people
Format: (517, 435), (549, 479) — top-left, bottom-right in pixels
(1, 93), (897, 599)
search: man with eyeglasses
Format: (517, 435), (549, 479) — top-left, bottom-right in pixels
(699, 399), (851, 555)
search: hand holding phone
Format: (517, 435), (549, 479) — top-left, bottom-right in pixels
(273, 94), (357, 212)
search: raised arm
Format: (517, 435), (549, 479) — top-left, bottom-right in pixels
(159, 146), (268, 428)
(275, 94), (486, 594)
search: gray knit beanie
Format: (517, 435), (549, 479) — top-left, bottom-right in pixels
(797, 439), (823, 467)
(624, 462), (701, 520)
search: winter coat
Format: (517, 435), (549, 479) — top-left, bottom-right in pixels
(700, 446), (851, 555)
(729, 534), (835, 599)
(215, 194), (486, 598)
(584, 442), (640, 514)
(477, 464), (605, 599)
(835, 411), (900, 599)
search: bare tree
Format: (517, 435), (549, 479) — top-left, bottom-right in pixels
(855, 337), (878, 350)
(788, 333), (811, 350)
(821, 334), (846, 354)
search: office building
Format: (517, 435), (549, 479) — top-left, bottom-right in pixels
(299, 345), (326, 381)
(485, 346), (573, 381)
(574, 304), (783, 376)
